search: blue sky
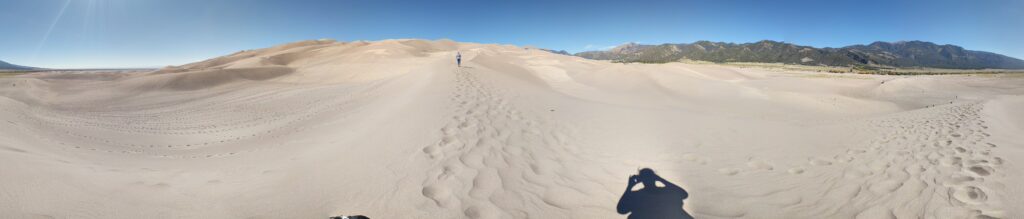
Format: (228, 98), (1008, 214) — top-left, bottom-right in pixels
(2, 0), (1022, 68)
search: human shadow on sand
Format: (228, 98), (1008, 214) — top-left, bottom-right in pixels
(616, 168), (693, 219)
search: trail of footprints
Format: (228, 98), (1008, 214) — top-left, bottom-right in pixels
(685, 101), (1004, 218)
(741, 102), (1004, 218)
(419, 68), (595, 218)
(415, 64), (1007, 218)
(840, 102), (1004, 218)
(3, 68), (1007, 218)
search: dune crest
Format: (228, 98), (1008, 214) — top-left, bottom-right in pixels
(1, 39), (1023, 218)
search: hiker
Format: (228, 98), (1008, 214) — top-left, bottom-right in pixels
(456, 52), (462, 67)
(617, 168), (693, 219)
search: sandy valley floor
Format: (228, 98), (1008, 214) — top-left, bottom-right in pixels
(1, 39), (1023, 218)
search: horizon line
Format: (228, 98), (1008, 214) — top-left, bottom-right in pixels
(6, 38), (1022, 69)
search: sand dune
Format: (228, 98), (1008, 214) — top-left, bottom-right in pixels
(1, 39), (1022, 218)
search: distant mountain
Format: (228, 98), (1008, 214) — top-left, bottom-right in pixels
(540, 48), (571, 56)
(575, 40), (1024, 69)
(0, 60), (37, 70)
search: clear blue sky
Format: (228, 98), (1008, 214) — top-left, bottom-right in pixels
(2, 0), (1022, 68)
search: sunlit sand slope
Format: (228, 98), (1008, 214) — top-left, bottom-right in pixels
(1, 39), (1022, 218)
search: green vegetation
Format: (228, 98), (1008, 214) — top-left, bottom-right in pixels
(576, 40), (1024, 70)
(0, 72), (25, 78)
(716, 62), (1024, 76)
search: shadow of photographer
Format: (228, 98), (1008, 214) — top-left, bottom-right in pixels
(616, 168), (693, 219)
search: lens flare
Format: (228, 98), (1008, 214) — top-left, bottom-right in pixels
(31, 0), (73, 62)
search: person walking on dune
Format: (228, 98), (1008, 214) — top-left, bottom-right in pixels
(456, 52), (462, 67)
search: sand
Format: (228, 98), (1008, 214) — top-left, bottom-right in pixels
(1, 39), (1022, 218)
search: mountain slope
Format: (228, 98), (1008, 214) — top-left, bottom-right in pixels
(0, 60), (36, 70)
(575, 40), (1024, 69)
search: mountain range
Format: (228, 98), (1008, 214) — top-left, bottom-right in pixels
(574, 40), (1024, 69)
(6, 40), (1024, 70)
(0, 60), (36, 70)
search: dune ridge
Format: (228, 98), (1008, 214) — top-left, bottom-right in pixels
(1, 39), (1022, 218)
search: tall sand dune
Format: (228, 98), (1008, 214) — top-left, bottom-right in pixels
(1, 39), (1023, 218)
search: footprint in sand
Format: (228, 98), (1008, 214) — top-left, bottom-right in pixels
(746, 160), (774, 171)
(966, 165), (993, 176)
(422, 145), (442, 158)
(992, 157), (1003, 165)
(787, 167), (805, 174)
(464, 205), (501, 219)
(950, 186), (988, 205)
(422, 185), (457, 208)
(941, 156), (963, 167)
(439, 136), (461, 147)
